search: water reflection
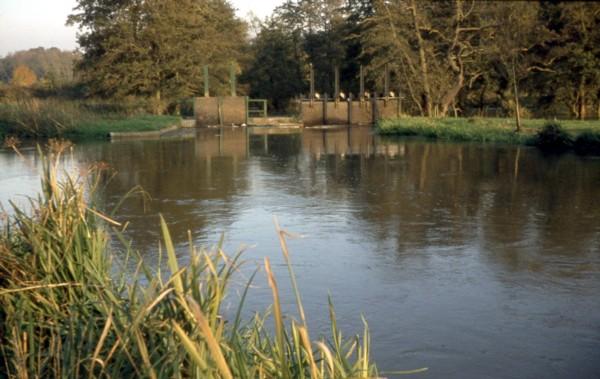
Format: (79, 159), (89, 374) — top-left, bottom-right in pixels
(1, 126), (599, 378)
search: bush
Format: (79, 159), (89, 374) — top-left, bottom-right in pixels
(574, 131), (600, 156)
(531, 122), (573, 153)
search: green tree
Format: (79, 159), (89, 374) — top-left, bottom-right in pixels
(362, 0), (495, 117)
(241, 20), (306, 111)
(68, 0), (247, 113)
(546, 3), (600, 119)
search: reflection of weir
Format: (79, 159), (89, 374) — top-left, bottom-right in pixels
(192, 126), (405, 159)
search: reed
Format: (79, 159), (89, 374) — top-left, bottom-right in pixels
(0, 99), (179, 140)
(0, 148), (396, 378)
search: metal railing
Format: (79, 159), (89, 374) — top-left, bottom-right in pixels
(247, 99), (268, 119)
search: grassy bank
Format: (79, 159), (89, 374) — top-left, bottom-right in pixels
(377, 117), (600, 145)
(0, 99), (181, 140)
(0, 147), (415, 378)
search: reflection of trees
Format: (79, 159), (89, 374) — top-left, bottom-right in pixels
(81, 128), (252, 254)
(247, 129), (600, 277)
(77, 127), (600, 278)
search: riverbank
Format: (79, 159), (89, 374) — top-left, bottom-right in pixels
(377, 117), (600, 146)
(0, 100), (181, 141)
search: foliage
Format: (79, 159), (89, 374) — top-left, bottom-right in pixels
(242, 1), (600, 119)
(531, 123), (574, 153)
(241, 19), (307, 111)
(10, 64), (37, 87)
(378, 117), (600, 153)
(378, 117), (531, 144)
(67, 0), (247, 113)
(0, 48), (77, 87)
(0, 150), (388, 378)
(574, 131), (600, 156)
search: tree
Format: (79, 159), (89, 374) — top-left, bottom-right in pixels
(485, 2), (554, 131)
(11, 64), (37, 87)
(68, 0), (247, 113)
(241, 19), (307, 111)
(546, 3), (600, 119)
(0, 48), (77, 86)
(363, 0), (495, 117)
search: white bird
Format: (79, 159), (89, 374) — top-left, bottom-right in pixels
(389, 91), (396, 98)
(314, 93), (321, 99)
(364, 91), (371, 99)
(339, 92), (346, 100)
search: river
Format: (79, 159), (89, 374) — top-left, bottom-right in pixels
(1, 126), (599, 378)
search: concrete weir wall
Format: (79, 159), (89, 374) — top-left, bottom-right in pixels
(300, 98), (400, 126)
(326, 101), (349, 125)
(195, 96), (247, 127)
(349, 100), (374, 125)
(301, 101), (325, 126)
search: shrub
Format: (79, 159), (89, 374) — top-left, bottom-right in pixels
(531, 122), (573, 153)
(574, 131), (600, 156)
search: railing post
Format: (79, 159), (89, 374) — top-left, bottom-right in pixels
(323, 93), (328, 125)
(360, 65), (365, 101)
(384, 63), (390, 98)
(309, 63), (315, 100)
(348, 93), (353, 125)
(334, 65), (340, 101)
(203, 65), (210, 97)
(230, 63), (237, 97)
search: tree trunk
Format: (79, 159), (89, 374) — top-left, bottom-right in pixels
(440, 71), (464, 117)
(578, 78), (586, 120)
(511, 58), (521, 132)
(409, 0), (433, 117)
(155, 90), (162, 115)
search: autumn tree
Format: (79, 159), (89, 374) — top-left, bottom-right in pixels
(11, 64), (37, 87)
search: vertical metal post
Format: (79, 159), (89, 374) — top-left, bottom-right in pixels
(360, 65), (365, 100)
(334, 65), (340, 100)
(263, 100), (268, 118)
(348, 93), (353, 125)
(230, 63), (236, 97)
(384, 63), (390, 98)
(323, 93), (328, 125)
(218, 97), (223, 126)
(203, 65), (209, 97)
(309, 63), (315, 100)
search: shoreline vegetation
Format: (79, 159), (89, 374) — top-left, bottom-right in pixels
(0, 146), (424, 378)
(0, 99), (181, 141)
(377, 117), (600, 155)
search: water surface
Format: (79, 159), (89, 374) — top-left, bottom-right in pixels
(1, 126), (599, 378)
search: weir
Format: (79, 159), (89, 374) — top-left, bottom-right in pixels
(194, 63), (402, 127)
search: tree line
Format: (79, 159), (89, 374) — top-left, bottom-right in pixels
(2, 1), (599, 119)
(246, 0), (600, 119)
(0, 48), (78, 88)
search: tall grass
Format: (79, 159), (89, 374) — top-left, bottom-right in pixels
(0, 98), (180, 140)
(0, 147), (406, 378)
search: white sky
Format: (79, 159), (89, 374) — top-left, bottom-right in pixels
(0, 0), (283, 57)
